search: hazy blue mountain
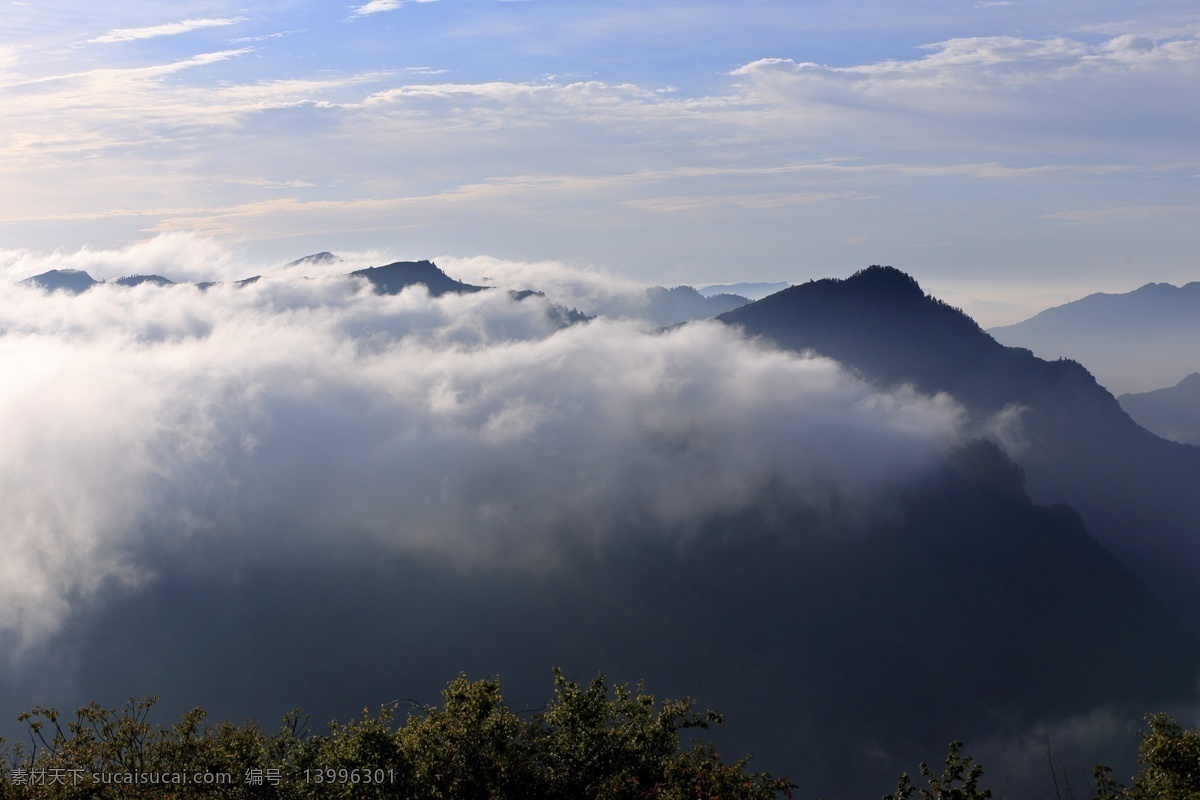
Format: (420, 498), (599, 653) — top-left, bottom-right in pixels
(1119, 373), (1200, 445)
(718, 266), (1200, 629)
(988, 280), (1200, 395)
(698, 281), (790, 300)
(19, 268), (99, 294)
(350, 259), (487, 297)
(643, 285), (750, 325)
(113, 274), (175, 287)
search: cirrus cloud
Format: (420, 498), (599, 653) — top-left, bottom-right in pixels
(88, 17), (248, 44)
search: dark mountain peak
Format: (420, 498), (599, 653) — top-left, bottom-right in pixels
(718, 264), (1200, 629)
(113, 274), (175, 288)
(748, 265), (966, 320)
(844, 264), (927, 299)
(349, 260), (486, 297)
(286, 251), (342, 268)
(718, 266), (1009, 405)
(20, 268), (99, 294)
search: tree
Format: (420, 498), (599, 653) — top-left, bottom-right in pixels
(885, 740), (992, 800)
(0, 670), (795, 799)
(1124, 712), (1200, 800)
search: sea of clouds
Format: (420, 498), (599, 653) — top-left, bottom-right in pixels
(0, 236), (967, 646)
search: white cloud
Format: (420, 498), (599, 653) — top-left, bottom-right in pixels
(353, 0), (439, 16)
(353, 0), (402, 14)
(89, 17), (247, 44)
(0, 45), (19, 71)
(726, 31), (1200, 165)
(0, 237), (964, 644)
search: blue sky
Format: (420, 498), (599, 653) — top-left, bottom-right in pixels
(2, 0), (1198, 323)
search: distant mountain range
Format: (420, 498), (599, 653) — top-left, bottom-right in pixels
(988, 280), (1200, 395)
(1119, 373), (1200, 445)
(15, 256), (752, 327)
(698, 281), (790, 300)
(16, 259), (474, 297)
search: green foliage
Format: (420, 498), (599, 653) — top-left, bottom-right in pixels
(0, 670), (794, 799)
(1092, 764), (1125, 800)
(888, 713), (1200, 800)
(885, 741), (992, 800)
(1124, 713), (1200, 800)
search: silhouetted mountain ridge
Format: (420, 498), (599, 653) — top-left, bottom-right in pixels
(719, 265), (1200, 629)
(350, 260), (488, 297)
(720, 266), (1110, 417)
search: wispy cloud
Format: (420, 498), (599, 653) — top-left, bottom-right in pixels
(624, 191), (871, 212)
(353, 0), (402, 14)
(0, 46), (19, 71)
(352, 0), (440, 16)
(1041, 205), (1200, 223)
(88, 17), (247, 45)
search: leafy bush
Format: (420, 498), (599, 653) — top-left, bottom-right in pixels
(1122, 712), (1200, 800)
(885, 740), (991, 800)
(891, 713), (1200, 800)
(0, 669), (794, 799)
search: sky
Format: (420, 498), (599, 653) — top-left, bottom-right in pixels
(1, 0), (1199, 325)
